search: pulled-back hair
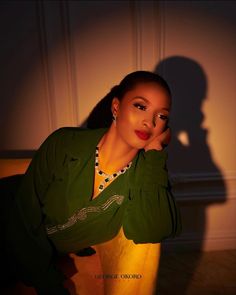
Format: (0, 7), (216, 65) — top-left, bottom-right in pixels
(86, 71), (171, 128)
(111, 71), (171, 101)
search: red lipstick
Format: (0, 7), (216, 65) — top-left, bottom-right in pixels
(135, 130), (151, 141)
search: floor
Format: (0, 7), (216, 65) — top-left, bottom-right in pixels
(156, 249), (236, 295)
(1, 249), (236, 294)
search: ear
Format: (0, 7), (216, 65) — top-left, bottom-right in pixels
(111, 97), (120, 116)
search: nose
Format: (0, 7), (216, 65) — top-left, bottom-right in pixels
(142, 113), (156, 128)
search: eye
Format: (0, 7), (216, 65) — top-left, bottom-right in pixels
(133, 102), (147, 111)
(157, 113), (169, 121)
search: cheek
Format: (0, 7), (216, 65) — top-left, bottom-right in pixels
(118, 107), (136, 126)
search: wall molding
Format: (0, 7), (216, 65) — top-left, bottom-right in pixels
(38, 0), (79, 129)
(130, 0), (142, 70)
(170, 171), (236, 201)
(59, 1), (79, 127)
(154, 0), (166, 69)
(130, 0), (166, 71)
(163, 230), (236, 252)
(36, 0), (56, 132)
(170, 171), (236, 182)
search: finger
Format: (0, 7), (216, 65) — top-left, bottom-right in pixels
(163, 127), (171, 145)
(157, 127), (171, 145)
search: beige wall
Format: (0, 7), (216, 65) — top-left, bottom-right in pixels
(1, 0), (236, 251)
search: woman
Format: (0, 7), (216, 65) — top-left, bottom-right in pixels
(3, 71), (181, 294)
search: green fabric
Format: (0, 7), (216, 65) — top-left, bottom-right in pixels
(5, 127), (182, 293)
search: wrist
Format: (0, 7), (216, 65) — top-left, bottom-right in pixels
(144, 144), (163, 152)
(139, 149), (168, 188)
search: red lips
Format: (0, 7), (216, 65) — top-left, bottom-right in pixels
(135, 130), (151, 141)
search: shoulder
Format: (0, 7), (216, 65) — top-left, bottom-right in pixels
(43, 127), (106, 145)
(39, 127), (107, 157)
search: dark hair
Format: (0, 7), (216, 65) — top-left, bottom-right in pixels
(86, 71), (171, 128)
(111, 71), (171, 101)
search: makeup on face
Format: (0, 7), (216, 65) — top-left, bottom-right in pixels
(131, 96), (170, 128)
(112, 82), (171, 150)
(134, 130), (151, 141)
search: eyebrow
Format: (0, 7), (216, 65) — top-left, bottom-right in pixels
(132, 96), (170, 112)
(132, 96), (149, 103)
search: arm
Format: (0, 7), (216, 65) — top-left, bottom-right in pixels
(96, 129), (181, 295)
(5, 129), (69, 294)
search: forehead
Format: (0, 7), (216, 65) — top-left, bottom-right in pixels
(122, 82), (171, 109)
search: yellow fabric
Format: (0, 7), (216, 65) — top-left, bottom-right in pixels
(94, 226), (161, 295)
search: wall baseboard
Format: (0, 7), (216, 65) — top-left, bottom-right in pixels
(162, 231), (236, 253)
(171, 171), (236, 201)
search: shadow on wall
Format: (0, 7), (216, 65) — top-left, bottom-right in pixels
(154, 56), (227, 295)
(156, 56), (223, 174)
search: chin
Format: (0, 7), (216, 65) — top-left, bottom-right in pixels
(121, 132), (148, 150)
(127, 139), (147, 150)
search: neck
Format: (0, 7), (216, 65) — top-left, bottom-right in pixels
(97, 124), (138, 174)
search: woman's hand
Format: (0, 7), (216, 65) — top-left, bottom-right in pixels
(144, 127), (171, 151)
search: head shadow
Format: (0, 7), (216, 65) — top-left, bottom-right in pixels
(154, 56), (226, 205)
(154, 56), (227, 294)
(155, 56), (213, 173)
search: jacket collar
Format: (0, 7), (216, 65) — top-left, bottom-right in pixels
(66, 127), (108, 160)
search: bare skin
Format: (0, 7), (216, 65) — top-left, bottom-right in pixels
(93, 82), (171, 199)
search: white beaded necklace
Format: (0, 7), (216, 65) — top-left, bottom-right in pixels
(95, 146), (132, 192)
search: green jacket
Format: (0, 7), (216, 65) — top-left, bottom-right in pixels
(5, 127), (182, 294)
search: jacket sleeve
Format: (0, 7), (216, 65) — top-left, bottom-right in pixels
(5, 128), (69, 294)
(123, 149), (182, 244)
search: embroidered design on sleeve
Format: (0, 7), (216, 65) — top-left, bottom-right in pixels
(46, 194), (124, 235)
